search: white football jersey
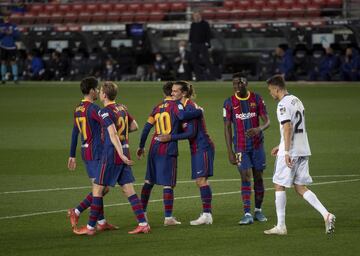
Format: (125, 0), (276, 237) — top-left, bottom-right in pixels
(276, 94), (311, 157)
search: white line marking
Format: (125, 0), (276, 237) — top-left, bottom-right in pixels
(1, 174), (359, 195)
(1, 178), (359, 221)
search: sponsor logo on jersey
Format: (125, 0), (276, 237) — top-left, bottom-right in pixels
(101, 112), (109, 119)
(279, 107), (286, 115)
(235, 112), (256, 120)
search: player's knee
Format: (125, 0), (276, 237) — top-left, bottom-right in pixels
(102, 186), (110, 196)
(196, 178), (208, 187)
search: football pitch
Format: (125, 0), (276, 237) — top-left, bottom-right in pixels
(0, 81), (359, 256)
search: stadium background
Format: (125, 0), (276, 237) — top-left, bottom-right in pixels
(0, 1), (360, 256)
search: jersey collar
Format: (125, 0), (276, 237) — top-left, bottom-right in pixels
(105, 101), (116, 107)
(235, 91), (250, 101)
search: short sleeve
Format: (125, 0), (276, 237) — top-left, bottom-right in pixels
(99, 109), (113, 128)
(277, 102), (291, 124)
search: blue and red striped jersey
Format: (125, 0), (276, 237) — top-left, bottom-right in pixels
(70, 100), (102, 161)
(183, 99), (214, 154)
(223, 92), (267, 152)
(99, 102), (133, 164)
(147, 97), (183, 156)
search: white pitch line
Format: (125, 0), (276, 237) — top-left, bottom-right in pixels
(1, 178), (359, 221)
(1, 174), (359, 195)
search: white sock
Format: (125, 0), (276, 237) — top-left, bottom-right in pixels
(87, 224), (95, 230)
(97, 219), (106, 225)
(139, 222), (148, 226)
(303, 190), (329, 220)
(74, 209), (81, 216)
(275, 191), (286, 228)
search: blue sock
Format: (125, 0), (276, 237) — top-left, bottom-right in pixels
(88, 196), (103, 228)
(11, 64), (18, 81)
(200, 185), (212, 213)
(128, 194), (146, 223)
(1, 64), (6, 81)
(241, 181), (251, 214)
(163, 188), (174, 218)
(141, 183), (154, 212)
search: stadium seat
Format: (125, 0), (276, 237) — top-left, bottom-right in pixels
(86, 4), (98, 13)
(148, 11), (165, 22)
(135, 12), (149, 23)
(327, 0), (343, 8)
(28, 4), (43, 15)
(143, 3), (156, 12)
(44, 4), (58, 14)
(253, 0), (265, 9)
(64, 12), (78, 23)
(114, 3), (127, 13)
(171, 2), (187, 12)
(50, 12), (64, 24)
(312, 0), (327, 7)
(78, 12), (92, 23)
(99, 3), (113, 13)
(92, 11), (107, 23)
(290, 3), (305, 17)
(244, 7), (260, 19)
(267, 0), (281, 9)
(216, 8), (230, 20)
(262, 6), (275, 19)
(71, 4), (84, 13)
(120, 12), (134, 23)
(156, 3), (171, 12)
(58, 4), (71, 14)
(107, 12), (120, 23)
(128, 3), (141, 13)
(36, 13), (50, 24)
(224, 1), (235, 10)
(202, 8), (216, 20)
(237, 0), (251, 10)
(306, 4), (321, 17)
(9, 13), (24, 25)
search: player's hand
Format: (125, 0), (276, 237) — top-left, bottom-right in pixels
(136, 147), (145, 160)
(156, 134), (171, 142)
(120, 155), (134, 166)
(67, 157), (76, 171)
(271, 146), (279, 156)
(285, 154), (293, 168)
(245, 127), (261, 137)
(228, 152), (238, 165)
(194, 103), (204, 112)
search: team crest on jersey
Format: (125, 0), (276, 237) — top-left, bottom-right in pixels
(279, 106), (286, 115)
(250, 102), (257, 108)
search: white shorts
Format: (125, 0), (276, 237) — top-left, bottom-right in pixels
(273, 156), (313, 188)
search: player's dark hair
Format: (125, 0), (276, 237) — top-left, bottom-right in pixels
(101, 81), (118, 101)
(162, 81), (173, 96)
(80, 76), (98, 95)
(174, 80), (196, 99)
(232, 72), (248, 86)
(266, 75), (286, 89)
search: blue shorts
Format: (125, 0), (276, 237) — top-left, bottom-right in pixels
(145, 150), (177, 187)
(191, 148), (214, 180)
(84, 160), (100, 179)
(95, 161), (135, 187)
(236, 146), (266, 172)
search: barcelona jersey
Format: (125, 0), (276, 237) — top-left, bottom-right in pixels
(223, 92), (267, 152)
(183, 99), (214, 154)
(70, 100), (102, 161)
(147, 97), (183, 156)
(99, 102), (133, 165)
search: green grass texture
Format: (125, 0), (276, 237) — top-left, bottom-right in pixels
(0, 81), (359, 256)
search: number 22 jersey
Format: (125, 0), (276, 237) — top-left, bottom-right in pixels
(276, 94), (311, 157)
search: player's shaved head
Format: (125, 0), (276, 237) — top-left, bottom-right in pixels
(266, 75), (286, 89)
(80, 76), (98, 95)
(101, 81), (118, 101)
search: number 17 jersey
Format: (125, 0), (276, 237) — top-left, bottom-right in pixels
(276, 94), (311, 157)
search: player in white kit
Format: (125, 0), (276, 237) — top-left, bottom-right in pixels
(264, 75), (335, 235)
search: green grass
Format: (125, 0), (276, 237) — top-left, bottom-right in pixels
(0, 81), (360, 256)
